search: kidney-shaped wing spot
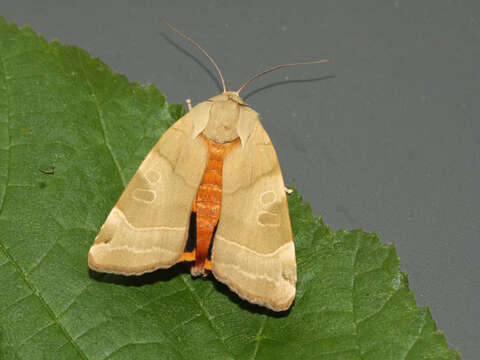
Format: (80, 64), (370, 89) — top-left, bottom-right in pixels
(132, 188), (157, 203)
(257, 210), (281, 227)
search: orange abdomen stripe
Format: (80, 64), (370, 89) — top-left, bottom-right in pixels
(193, 136), (239, 270)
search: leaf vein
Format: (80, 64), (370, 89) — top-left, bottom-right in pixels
(403, 310), (427, 360)
(28, 240), (57, 274)
(356, 285), (402, 325)
(75, 52), (126, 187)
(134, 287), (188, 313)
(181, 275), (234, 357)
(57, 284), (91, 318)
(0, 48), (11, 217)
(251, 315), (267, 360)
(351, 234), (364, 359)
(0, 239), (88, 359)
(0, 293), (33, 315)
(18, 322), (56, 347)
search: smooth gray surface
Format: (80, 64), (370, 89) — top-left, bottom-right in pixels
(2, 1), (478, 358)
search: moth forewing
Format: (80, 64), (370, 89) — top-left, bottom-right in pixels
(211, 113), (296, 311)
(88, 108), (208, 275)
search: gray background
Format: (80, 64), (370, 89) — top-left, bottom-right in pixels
(1, 0), (478, 358)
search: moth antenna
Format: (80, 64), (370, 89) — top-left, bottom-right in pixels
(162, 20), (226, 93)
(236, 59), (329, 95)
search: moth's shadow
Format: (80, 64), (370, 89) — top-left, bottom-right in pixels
(162, 32), (335, 100)
(162, 34), (224, 93)
(89, 265), (292, 317)
(210, 274), (293, 318)
(88, 262), (190, 287)
(242, 75), (336, 101)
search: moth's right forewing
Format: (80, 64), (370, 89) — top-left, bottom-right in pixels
(88, 108), (208, 275)
(212, 114), (296, 311)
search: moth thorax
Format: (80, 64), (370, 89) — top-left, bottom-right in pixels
(202, 100), (240, 144)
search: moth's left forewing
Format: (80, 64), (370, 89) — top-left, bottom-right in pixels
(211, 109), (296, 311)
(89, 107), (208, 275)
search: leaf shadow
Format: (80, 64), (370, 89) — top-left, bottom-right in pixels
(242, 75), (336, 101)
(161, 34), (223, 93)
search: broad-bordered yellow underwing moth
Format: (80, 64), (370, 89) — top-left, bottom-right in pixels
(88, 21), (327, 311)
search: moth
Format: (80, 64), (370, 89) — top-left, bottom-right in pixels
(88, 21), (327, 311)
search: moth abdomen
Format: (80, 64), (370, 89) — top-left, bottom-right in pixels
(190, 135), (240, 276)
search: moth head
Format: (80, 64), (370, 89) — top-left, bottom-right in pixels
(192, 91), (257, 147)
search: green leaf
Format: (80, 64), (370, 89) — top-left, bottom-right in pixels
(0, 17), (460, 360)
